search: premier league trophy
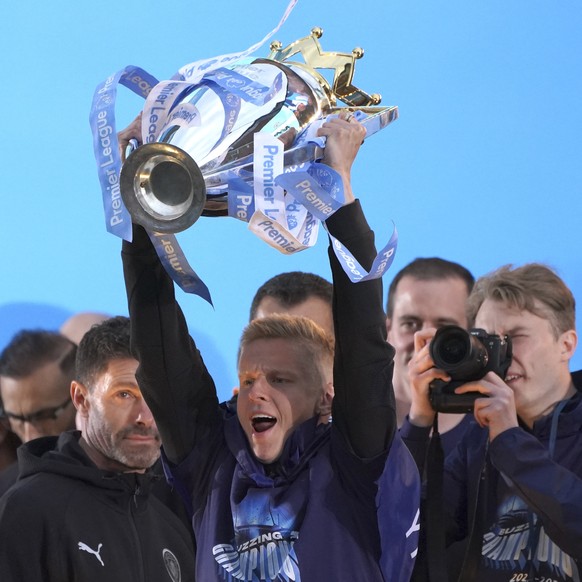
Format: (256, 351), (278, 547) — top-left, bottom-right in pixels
(117, 27), (398, 234)
(91, 25), (399, 301)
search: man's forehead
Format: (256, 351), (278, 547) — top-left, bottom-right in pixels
(396, 275), (469, 296)
(238, 337), (307, 372)
(91, 358), (140, 388)
(1, 359), (70, 388)
(393, 276), (469, 316)
(0, 361), (71, 409)
(475, 299), (550, 332)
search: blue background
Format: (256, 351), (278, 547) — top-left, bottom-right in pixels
(1, 0), (581, 400)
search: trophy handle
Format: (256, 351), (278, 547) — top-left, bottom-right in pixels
(120, 143), (207, 233)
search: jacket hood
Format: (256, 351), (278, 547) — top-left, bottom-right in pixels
(17, 430), (155, 493)
(224, 414), (330, 487)
(530, 370), (582, 439)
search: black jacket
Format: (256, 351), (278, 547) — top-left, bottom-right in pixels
(0, 431), (196, 581)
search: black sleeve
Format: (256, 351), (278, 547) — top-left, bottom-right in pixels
(0, 490), (57, 581)
(400, 418), (431, 475)
(122, 225), (221, 464)
(325, 200), (396, 459)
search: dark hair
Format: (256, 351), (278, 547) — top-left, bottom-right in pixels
(467, 263), (575, 338)
(0, 330), (76, 379)
(75, 316), (132, 388)
(249, 272), (333, 321)
(386, 258), (475, 318)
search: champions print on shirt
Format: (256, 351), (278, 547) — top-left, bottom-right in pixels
(213, 528), (300, 581)
(213, 488), (303, 581)
(481, 494), (579, 582)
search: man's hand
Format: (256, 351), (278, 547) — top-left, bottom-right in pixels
(317, 111), (366, 205)
(118, 114), (143, 162)
(457, 373), (519, 440)
(407, 329), (450, 427)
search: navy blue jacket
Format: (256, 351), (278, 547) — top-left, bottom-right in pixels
(402, 371), (582, 581)
(122, 201), (418, 581)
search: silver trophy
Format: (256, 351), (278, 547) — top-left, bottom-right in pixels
(120, 28), (398, 234)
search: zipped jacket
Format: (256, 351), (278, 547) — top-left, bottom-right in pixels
(0, 431), (196, 582)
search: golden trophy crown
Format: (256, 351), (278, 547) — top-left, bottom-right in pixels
(268, 27), (382, 108)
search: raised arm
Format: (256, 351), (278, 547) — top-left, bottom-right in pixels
(122, 224), (220, 464)
(318, 114), (396, 459)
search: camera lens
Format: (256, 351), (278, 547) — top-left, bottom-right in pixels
(439, 336), (467, 365)
(431, 327), (470, 368)
(429, 325), (489, 380)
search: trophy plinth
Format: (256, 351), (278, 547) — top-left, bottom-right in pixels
(120, 143), (206, 233)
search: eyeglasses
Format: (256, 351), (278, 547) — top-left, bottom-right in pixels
(1, 397), (73, 425)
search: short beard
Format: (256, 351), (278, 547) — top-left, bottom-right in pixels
(107, 426), (161, 470)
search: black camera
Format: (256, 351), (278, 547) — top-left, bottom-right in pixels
(428, 325), (512, 413)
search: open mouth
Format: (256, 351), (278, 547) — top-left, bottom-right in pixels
(251, 415), (277, 433)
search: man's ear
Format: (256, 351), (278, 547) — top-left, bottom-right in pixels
(71, 381), (90, 417)
(317, 382), (334, 425)
(385, 317), (392, 337)
(559, 329), (578, 362)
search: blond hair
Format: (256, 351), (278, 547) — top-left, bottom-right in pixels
(239, 314), (334, 385)
(467, 263), (575, 338)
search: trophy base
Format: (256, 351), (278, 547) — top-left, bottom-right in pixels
(120, 143), (207, 233)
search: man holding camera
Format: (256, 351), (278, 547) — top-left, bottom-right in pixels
(402, 263), (582, 581)
(385, 257), (475, 447)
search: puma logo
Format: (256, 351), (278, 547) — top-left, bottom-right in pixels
(78, 542), (104, 566)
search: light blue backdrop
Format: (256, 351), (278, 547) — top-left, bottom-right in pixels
(1, 0), (581, 400)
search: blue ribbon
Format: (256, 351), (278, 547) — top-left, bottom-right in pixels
(277, 161), (399, 282)
(89, 66), (159, 241)
(203, 68), (284, 106)
(148, 232), (212, 305)
(89, 66), (213, 304)
(227, 178), (255, 222)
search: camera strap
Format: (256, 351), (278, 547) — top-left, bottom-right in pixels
(424, 418), (490, 582)
(424, 414), (448, 582)
(456, 441), (490, 582)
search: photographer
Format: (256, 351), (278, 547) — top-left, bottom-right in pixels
(385, 257), (475, 441)
(401, 263), (582, 581)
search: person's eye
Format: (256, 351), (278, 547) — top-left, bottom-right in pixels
(117, 391), (134, 399)
(271, 375), (290, 385)
(240, 378), (254, 388)
(35, 411), (57, 421)
(401, 320), (420, 332)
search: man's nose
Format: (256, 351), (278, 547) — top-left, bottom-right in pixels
(22, 422), (44, 443)
(248, 376), (269, 402)
(134, 399), (155, 426)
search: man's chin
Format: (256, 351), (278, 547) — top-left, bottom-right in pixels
(252, 444), (283, 465)
(115, 448), (160, 471)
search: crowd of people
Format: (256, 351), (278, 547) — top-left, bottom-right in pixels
(0, 112), (580, 581)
